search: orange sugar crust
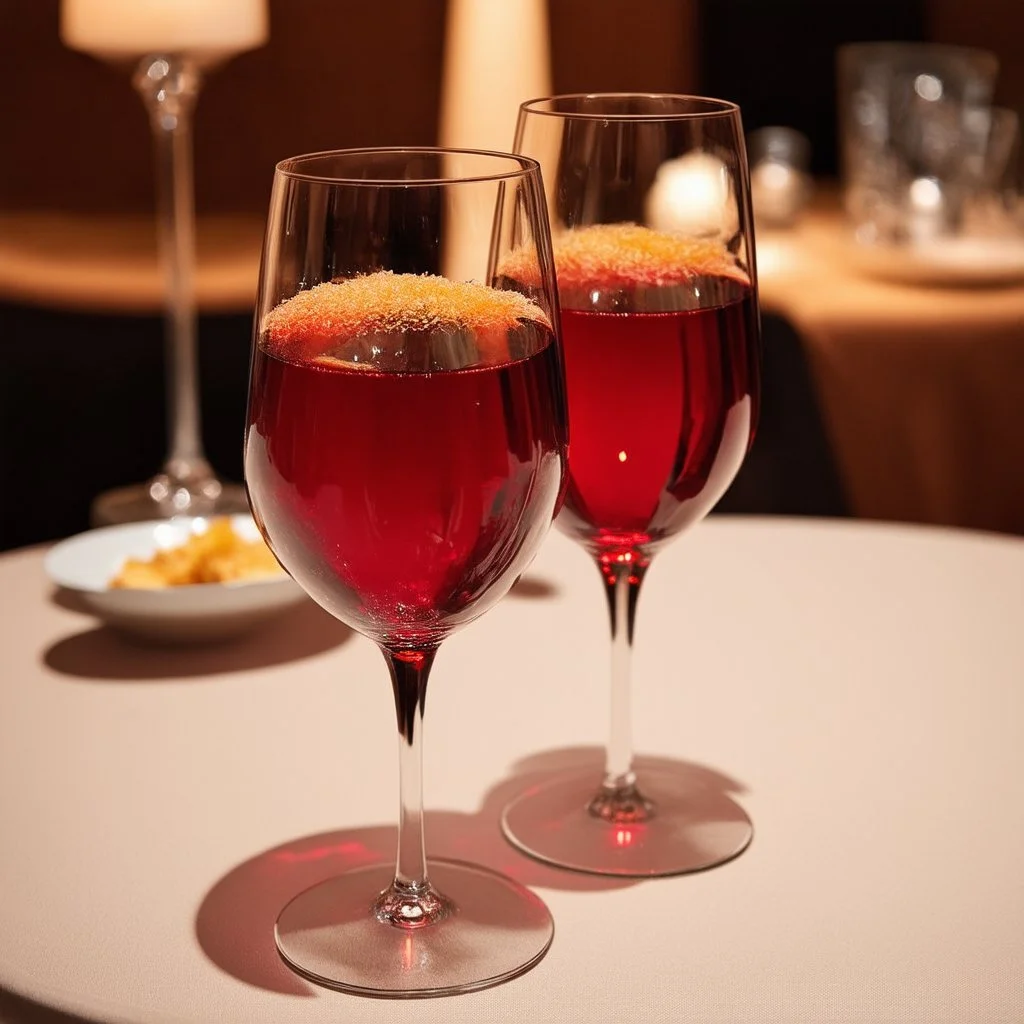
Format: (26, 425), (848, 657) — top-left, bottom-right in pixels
(502, 223), (746, 289)
(263, 272), (550, 359)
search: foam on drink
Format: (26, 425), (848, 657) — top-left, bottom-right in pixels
(499, 224), (749, 311)
(556, 224), (743, 288)
(263, 271), (551, 369)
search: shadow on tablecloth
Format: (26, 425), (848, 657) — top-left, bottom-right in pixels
(195, 746), (750, 996)
(42, 597), (351, 680)
(0, 986), (94, 1024)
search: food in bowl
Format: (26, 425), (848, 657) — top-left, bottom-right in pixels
(109, 516), (284, 589)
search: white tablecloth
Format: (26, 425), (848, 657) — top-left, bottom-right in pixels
(0, 518), (1022, 1023)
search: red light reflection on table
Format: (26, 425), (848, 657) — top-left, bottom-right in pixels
(274, 840), (375, 865)
(610, 824), (648, 849)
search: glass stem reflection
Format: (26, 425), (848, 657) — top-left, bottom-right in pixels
(375, 645), (451, 929)
(589, 554), (653, 823)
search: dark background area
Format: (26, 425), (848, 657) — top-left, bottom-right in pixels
(701, 0), (927, 177)
(1, 0), (1021, 549)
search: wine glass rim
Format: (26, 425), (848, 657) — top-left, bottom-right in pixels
(519, 92), (740, 121)
(274, 147), (542, 185)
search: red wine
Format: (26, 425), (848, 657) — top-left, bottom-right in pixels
(500, 223), (760, 558)
(245, 274), (567, 647)
(556, 283), (759, 556)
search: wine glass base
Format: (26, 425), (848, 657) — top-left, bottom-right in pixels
(275, 858), (553, 998)
(91, 479), (250, 527)
(501, 767), (752, 877)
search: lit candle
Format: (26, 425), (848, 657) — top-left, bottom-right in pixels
(60, 0), (268, 65)
(905, 175), (947, 243)
(645, 151), (739, 240)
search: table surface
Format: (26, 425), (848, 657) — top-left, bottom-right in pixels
(0, 517), (1022, 1023)
(757, 197), (1024, 327)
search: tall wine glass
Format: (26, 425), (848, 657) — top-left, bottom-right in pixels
(59, 0), (264, 524)
(500, 94), (761, 877)
(244, 148), (567, 996)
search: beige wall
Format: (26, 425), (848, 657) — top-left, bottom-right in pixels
(2, 1), (1019, 218)
(927, 0), (1024, 117)
(0, 0), (698, 217)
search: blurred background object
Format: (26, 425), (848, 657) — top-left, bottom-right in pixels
(835, 38), (1024, 287)
(438, 0), (550, 281)
(962, 105), (1023, 236)
(59, 0), (267, 526)
(439, 0), (550, 153)
(747, 126), (814, 228)
(1, 0), (1023, 549)
(645, 151), (740, 240)
(60, 0), (268, 68)
(837, 42), (998, 245)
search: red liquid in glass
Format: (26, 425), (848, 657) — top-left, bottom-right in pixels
(245, 328), (566, 647)
(556, 281), (759, 556)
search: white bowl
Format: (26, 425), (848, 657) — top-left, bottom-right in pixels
(44, 515), (309, 644)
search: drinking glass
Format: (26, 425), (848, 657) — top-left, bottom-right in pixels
(244, 148), (567, 996)
(500, 94), (761, 877)
(837, 42), (998, 245)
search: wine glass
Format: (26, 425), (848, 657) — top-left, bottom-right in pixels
(499, 94), (762, 877)
(59, 0), (266, 524)
(244, 148), (567, 996)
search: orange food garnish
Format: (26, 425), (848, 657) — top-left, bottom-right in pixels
(263, 271), (550, 365)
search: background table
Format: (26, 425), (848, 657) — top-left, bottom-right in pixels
(0, 212), (264, 316)
(1, 517), (1022, 1023)
(758, 195), (1024, 536)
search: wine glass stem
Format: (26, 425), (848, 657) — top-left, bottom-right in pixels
(376, 645), (450, 928)
(133, 55), (211, 483)
(590, 555), (652, 822)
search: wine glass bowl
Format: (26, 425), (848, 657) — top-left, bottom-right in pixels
(244, 148), (567, 996)
(500, 94), (761, 876)
(249, 273), (565, 650)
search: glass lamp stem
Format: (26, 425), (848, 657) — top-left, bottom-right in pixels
(376, 646), (450, 928)
(590, 554), (652, 822)
(133, 55), (214, 494)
